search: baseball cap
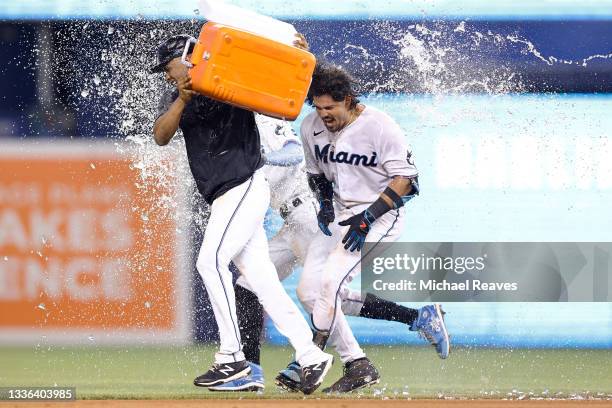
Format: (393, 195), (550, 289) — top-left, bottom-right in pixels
(151, 34), (196, 73)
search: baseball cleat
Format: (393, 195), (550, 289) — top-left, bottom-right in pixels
(322, 357), (380, 393)
(193, 360), (251, 387)
(274, 361), (302, 392)
(410, 304), (450, 359)
(208, 362), (265, 392)
(300, 353), (334, 395)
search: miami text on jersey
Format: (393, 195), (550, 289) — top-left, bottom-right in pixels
(314, 143), (378, 167)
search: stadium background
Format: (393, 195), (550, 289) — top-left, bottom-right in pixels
(1, 0), (611, 399)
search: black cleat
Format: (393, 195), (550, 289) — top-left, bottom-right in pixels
(274, 361), (302, 392)
(193, 360), (251, 387)
(300, 353), (334, 395)
(322, 357), (380, 393)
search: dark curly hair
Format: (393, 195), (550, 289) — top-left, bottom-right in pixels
(307, 62), (360, 109)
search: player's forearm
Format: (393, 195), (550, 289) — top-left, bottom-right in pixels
(380, 176), (415, 207)
(364, 176), (418, 223)
(153, 98), (186, 146)
(264, 143), (303, 167)
(307, 173), (334, 203)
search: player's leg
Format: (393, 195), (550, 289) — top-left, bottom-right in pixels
(233, 226), (329, 367)
(208, 280), (265, 392)
(341, 289), (418, 326)
(309, 207), (374, 347)
(306, 238), (366, 363)
(213, 228), (297, 392)
(268, 223), (300, 281)
(233, 282), (263, 366)
(310, 208), (410, 393)
(311, 234), (381, 393)
(291, 200), (420, 326)
(231, 172), (333, 394)
(233, 225), (296, 363)
(273, 228), (336, 392)
(272, 214), (373, 393)
(193, 175), (268, 387)
(361, 209), (450, 359)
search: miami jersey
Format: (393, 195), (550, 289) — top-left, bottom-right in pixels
(301, 105), (417, 212)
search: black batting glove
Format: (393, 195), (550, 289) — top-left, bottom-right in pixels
(317, 199), (335, 236)
(338, 210), (376, 252)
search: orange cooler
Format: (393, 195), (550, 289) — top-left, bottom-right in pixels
(186, 23), (316, 120)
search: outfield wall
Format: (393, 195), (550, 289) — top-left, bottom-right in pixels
(0, 141), (191, 345)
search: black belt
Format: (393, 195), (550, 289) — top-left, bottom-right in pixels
(279, 197), (303, 220)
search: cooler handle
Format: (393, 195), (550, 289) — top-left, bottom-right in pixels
(180, 37), (198, 68)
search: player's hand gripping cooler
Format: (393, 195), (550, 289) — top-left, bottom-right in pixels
(181, 23), (316, 120)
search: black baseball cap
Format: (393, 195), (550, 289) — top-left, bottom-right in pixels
(151, 34), (196, 73)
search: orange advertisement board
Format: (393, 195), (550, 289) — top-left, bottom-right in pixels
(0, 142), (190, 344)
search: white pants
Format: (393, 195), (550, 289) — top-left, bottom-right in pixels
(237, 196), (318, 285)
(237, 196), (367, 315)
(297, 206), (405, 363)
(196, 170), (327, 366)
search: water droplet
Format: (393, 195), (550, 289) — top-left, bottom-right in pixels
(3, 256), (7, 261)
(141, 213), (149, 221)
(81, 89), (90, 98)
(88, 335), (95, 342)
(93, 75), (101, 86)
(107, 26), (115, 35)
(144, 301), (152, 309)
(90, 163), (96, 169)
(193, 8), (200, 15)
(37, 303), (46, 310)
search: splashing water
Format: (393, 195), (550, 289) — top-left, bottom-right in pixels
(52, 20), (209, 236)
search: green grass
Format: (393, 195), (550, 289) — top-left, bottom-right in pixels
(1, 345), (611, 399)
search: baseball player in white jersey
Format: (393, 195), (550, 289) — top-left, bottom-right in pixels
(273, 62), (450, 393)
(213, 111), (450, 392)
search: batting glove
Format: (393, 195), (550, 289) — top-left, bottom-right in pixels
(317, 199), (335, 236)
(338, 210), (376, 252)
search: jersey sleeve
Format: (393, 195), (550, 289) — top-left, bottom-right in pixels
(300, 116), (323, 175)
(377, 119), (418, 178)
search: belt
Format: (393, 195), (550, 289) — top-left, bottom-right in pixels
(279, 197), (303, 220)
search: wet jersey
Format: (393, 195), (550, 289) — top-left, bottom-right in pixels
(157, 90), (263, 204)
(301, 105), (417, 212)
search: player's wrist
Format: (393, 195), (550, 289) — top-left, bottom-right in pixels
(173, 96), (187, 109)
(365, 186), (406, 224)
(319, 198), (333, 208)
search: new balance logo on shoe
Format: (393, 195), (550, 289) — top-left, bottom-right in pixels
(300, 354), (334, 395)
(194, 360), (250, 387)
(218, 364), (235, 376)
